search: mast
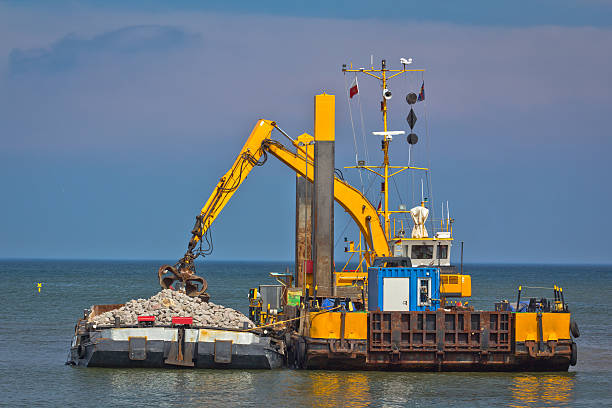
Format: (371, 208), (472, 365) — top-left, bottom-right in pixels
(342, 59), (427, 239)
(381, 60), (390, 237)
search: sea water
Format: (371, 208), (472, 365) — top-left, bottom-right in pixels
(1, 260), (610, 407)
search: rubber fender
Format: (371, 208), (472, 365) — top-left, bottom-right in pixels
(297, 337), (307, 369)
(77, 344), (86, 359)
(570, 342), (577, 366)
(286, 344), (296, 368)
(285, 334), (295, 368)
(570, 319), (580, 338)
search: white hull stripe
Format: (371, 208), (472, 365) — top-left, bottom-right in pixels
(100, 328), (261, 345)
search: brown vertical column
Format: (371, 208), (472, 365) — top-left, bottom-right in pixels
(295, 133), (314, 289)
(312, 93), (335, 298)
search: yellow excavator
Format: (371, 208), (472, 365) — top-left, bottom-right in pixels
(157, 119), (391, 298)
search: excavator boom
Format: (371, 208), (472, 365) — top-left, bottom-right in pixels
(262, 139), (390, 260)
(159, 119), (389, 297)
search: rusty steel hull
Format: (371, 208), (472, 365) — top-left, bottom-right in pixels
(300, 310), (574, 372)
(304, 350), (572, 371)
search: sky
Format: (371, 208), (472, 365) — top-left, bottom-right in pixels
(0, 1), (611, 264)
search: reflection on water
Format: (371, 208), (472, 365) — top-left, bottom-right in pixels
(75, 367), (577, 408)
(307, 371), (372, 408)
(510, 374), (575, 407)
(86, 368), (261, 407)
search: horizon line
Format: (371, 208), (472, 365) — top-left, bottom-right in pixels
(0, 257), (611, 267)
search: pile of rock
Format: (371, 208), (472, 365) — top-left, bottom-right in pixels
(89, 289), (255, 329)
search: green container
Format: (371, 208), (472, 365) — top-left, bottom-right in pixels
(287, 292), (301, 307)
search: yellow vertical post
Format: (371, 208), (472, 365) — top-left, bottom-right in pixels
(384, 164), (389, 235)
(357, 233), (362, 273)
(314, 94), (335, 142)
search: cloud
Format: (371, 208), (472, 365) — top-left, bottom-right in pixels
(1, 15), (610, 160)
(8, 25), (199, 75)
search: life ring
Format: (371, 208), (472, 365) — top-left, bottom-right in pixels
(570, 342), (577, 366)
(570, 319), (580, 338)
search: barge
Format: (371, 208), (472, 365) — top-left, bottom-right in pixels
(68, 304), (284, 369)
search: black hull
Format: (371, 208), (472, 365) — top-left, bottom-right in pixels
(68, 327), (284, 369)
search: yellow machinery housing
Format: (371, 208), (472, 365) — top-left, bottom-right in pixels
(440, 274), (472, 297)
(515, 312), (570, 342)
(309, 311), (367, 340)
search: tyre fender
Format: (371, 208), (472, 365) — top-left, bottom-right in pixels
(570, 319), (580, 338)
(77, 343), (86, 359)
(297, 337), (307, 369)
(570, 342), (578, 366)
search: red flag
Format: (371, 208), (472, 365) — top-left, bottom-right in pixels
(377, 200), (382, 211)
(349, 76), (359, 98)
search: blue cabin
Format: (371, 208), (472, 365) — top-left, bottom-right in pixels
(368, 267), (440, 312)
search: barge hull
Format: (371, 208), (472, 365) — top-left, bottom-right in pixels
(297, 310), (574, 371)
(304, 342), (572, 371)
(68, 327), (284, 369)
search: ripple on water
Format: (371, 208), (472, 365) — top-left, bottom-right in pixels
(0, 261), (610, 407)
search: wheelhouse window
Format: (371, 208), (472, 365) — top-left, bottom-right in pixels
(411, 245), (433, 259)
(437, 245), (449, 259)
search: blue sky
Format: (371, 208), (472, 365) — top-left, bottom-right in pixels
(1, 1), (611, 264)
(8, 0), (612, 27)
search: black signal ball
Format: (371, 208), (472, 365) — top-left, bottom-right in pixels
(406, 93), (417, 105)
(407, 133), (418, 145)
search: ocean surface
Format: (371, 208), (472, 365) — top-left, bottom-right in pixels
(0, 260), (610, 407)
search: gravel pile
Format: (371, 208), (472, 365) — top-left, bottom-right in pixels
(89, 289), (255, 329)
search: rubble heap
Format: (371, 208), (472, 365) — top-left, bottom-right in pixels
(89, 289), (255, 329)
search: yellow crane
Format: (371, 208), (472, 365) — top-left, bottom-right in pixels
(157, 119), (390, 297)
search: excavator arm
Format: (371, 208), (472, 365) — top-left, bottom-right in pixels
(159, 119), (389, 297)
(187, 120), (277, 254)
(158, 120), (277, 296)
